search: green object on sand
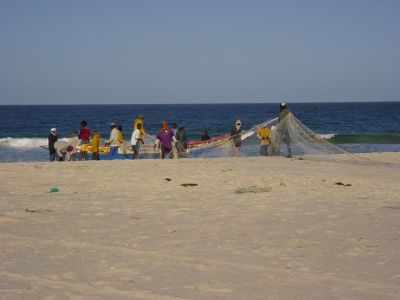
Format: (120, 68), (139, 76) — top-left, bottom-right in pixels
(49, 187), (59, 193)
(235, 186), (271, 194)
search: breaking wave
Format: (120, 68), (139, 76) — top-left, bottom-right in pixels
(1, 134), (400, 150)
(0, 137), (67, 149)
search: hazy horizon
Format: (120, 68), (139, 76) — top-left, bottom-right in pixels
(1, 0), (399, 105)
(1, 100), (399, 106)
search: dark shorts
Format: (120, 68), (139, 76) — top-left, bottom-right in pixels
(132, 144), (140, 152)
(161, 144), (172, 159)
(92, 152), (99, 160)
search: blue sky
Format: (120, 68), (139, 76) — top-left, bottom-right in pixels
(0, 0), (399, 104)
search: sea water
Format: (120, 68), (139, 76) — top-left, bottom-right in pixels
(0, 102), (399, 162)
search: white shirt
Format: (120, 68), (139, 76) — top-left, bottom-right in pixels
(106, 128), (120, 146)
(131, 128), (141, 145)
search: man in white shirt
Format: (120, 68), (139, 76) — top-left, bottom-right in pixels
(131, 123), (144, 159)
(105, 123), (120, 159)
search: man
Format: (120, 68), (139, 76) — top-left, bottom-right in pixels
(78, 120), (90, 161)
(154, 120), (177, 159)
(131, 123), (144, 159)
(230, 120), (243, 157)
(91, 130), (101, 161)
(48, 128), (58, 162)
(53, 140), (68, 161)
(133, 114), (145, 138)
(105, 123), (120, 159)
(175, 125), (187, 157)
(256, 126), (271, 156)
(278, 102), (293, 158)
(170, 123), (178, 136)
(201, 131), (211, 141)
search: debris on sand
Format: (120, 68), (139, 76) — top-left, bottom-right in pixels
(164, 178), (172, 182)
(25, 209), (53, 214)
(334, 182), (352, 187)
(235, 186), (271, 194)
(49, 187), (59, 193)
(180, 183), (198, 187)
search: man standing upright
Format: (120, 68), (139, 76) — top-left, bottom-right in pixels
(105, 123), (120, 159)
(278, 102), (293, 158)
(131, 123), (144, 159)
(256, 126), (271, 156)
(48, 128), (58, 161)
(133, 114), (145, 138)
(230, 120), (243, 157)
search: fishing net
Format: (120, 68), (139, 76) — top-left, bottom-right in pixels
(72, 112), (396, 166)
(183, 113), (385, 165)
(269, 113), (367, 164)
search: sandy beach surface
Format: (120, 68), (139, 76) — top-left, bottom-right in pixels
(1, 154), (400, 299)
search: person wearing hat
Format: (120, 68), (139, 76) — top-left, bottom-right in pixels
(48, 128), (58, 161)
(278, 102), (293, 158)
(279, 102), (290, 122)
(133, 114), (145, 138)
(230, 120), (243, 157)
(105, 123), (120, 158)
(154, 120), (177, 159)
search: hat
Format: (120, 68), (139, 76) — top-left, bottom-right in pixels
(110, 122), (116, 126)
(280, 102), (287, 107)
(138, 114), (144, 119)
(236, 119), (241, 125)
(50, 128), (56, 132)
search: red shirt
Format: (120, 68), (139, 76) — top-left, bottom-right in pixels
(79, 127), (91, 141)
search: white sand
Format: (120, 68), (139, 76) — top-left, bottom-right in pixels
(1, 154), (400, 299)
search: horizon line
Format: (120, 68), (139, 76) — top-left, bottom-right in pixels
(1, 100), (399, 106)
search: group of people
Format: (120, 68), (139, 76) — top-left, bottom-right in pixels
(48, 103), (292, 161)
(228, 102), (292, 157)
(47, 121), (101, 162)
(47, 115), (189, 161)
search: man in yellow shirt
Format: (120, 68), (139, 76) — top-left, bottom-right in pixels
(256, 126), (271, 156)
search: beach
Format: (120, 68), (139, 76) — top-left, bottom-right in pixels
(1, 154), (400, 299)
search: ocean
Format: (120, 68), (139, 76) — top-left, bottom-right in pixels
(1, 102), (399, 162)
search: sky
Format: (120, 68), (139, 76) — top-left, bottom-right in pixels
(0, 0), (399, 104)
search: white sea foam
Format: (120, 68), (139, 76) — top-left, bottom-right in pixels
(318, 133), (336, 139)
(0, 137), (68, 148)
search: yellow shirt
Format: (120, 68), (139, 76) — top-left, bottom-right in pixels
(91, 133), (100, 152)
(256, 127), (271, 145)
(117, 131), (124, 144)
